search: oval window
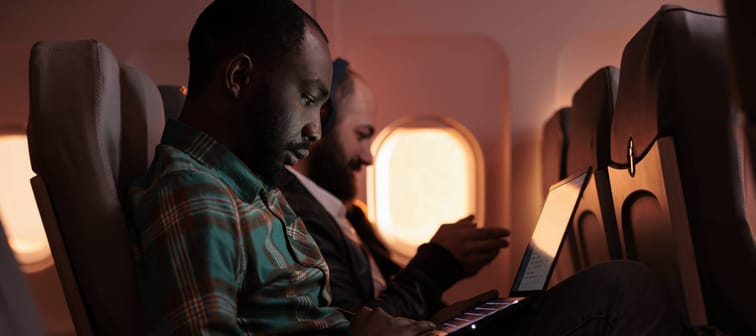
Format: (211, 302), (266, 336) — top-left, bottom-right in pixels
(367, 116), (484, 263)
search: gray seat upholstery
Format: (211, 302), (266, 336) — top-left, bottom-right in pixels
(608, 6), (755, 334)
(566, 66), (622, 268)
(28, 40), (165, 335)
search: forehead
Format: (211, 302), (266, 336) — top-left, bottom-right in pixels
(285, 23), (332, 85)
(340, 76), (377, 125)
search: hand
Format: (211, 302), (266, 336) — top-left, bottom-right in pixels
(347, 306), (436, 336)
(429, 290), (499, 325)
(429, 215), (509, 276)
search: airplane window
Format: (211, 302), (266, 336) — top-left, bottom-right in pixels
(0, 133), (52, 273)
(367, 116), (484, 263)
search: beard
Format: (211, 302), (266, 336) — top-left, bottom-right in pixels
(244, 110), (287, 188)
(307, 132), (362, 202)
(238, 99), (307, 189)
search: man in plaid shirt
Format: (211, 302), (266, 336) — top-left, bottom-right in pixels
(128, 0), (435, 334)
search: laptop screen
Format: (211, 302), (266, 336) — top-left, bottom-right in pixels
(511, 170), (589, 296)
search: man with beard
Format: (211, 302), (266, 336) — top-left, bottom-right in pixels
(128, 1), (436, 335)
(281, 59), (687, 334)
(282, 59), (511, 320)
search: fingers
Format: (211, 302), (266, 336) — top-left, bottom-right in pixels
(466, 238), (509, 252)
(439, 225), (509, 239)
(430, 290), (500, 325)
(454, 214), (475, 224)
(470, 227), (510, 240)
(407, 320), (437, 335)
(440, 218), (476, 229)
(349, 306), (373, 329)
(351, 307), (437, 336)
(389, 314), (436, 335)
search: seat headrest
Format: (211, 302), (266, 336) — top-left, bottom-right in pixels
(28, 39), (143, 333)
(611, 6), (728, 165)
(28, 40), (122, 186)
(120, 65), (165, 196)
(568, 66), (618, 171)
(158, 85), (186, 120)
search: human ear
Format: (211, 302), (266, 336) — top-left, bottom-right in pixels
(225, 53), (253, 99)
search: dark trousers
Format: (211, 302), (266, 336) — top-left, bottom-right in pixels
(490, 261), (684, 335)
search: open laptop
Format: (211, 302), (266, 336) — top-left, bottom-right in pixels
(434, 167), (592, 335)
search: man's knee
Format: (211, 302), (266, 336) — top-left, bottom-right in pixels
(591, 260), (668, 299)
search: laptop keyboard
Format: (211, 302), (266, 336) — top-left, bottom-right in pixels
(438, 299), (519, 334)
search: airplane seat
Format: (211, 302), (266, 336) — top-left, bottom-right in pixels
(120, 66), (166, 197)
(608, 6), (755, 334)
(541, 107), (570, 194)
(28, 39), (165, 335)
(540, 107), (579, 284)
(725, 0), (756, 232)
(157, 85), (185, 120)
(566, 66), (622, 270)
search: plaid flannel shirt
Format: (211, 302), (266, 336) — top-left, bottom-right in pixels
(129, 120), (349, 335)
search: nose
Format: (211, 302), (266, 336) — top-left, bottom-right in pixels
(302, 120), (321, 143)
(360, 143), (373, 165)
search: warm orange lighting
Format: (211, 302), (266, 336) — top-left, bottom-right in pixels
(368, 117), (484, 262)
(530, 175), (585, 255)
(513, 172), (586, 292)
(0, 134), (51, 272)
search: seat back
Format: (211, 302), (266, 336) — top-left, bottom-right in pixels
(28, 40), (165, 335)
(541, 108), (570, 195)
(541, 108), (579, 283)
(608, 6), (755, 334)
(120, 66), (166, 197)
(566, 66), (622, 269)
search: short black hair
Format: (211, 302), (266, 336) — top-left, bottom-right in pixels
(186, 0), (328, 97)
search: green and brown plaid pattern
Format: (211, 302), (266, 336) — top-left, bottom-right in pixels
(129, 120), (349, 335)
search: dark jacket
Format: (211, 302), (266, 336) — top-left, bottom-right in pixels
(280, 169), (464, 320)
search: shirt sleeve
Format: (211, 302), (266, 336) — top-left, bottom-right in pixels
(302, 209), (450, 320)
(131, 171), (244, 335)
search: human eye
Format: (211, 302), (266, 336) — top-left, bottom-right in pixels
(357, 130), (372, 141)
(301, 93), (317, 107)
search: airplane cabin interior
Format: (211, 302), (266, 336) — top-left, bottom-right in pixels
(0, 0), (754, 335)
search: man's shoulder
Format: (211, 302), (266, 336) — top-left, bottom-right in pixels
(278, 170), (344, 243)
(278, 171), (325, 221)
(129, 145), (239, 209)
(278, 170), (312, 205)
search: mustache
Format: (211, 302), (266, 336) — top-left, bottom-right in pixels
(288, 140), (311, 152)
(348, 159), (363, 171)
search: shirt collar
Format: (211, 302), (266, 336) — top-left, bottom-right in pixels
(285, 166), (347, 220)
(161, 120), (266, 201)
